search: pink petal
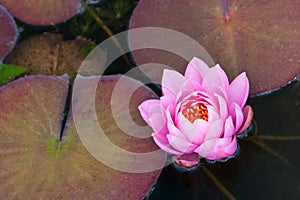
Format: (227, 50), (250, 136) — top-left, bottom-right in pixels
(219, 137), (237, 158)
(215, 94), (228, 120)
(138, 99), (160, 124)
(185, 57), (210, 83)
(203, 65), (229, 100)
(162, 69), (189, 96)
(237, 105), (254, 134)
(206, 105), (221, 123)
(166, 109), (194, 151)
(229, 103), (244, 132)
(152, 132), (181, 155)
(160, 94), (176, 118)
(149, 112), (167, 134)
(204, 119), (224, 141)
(196, 137), (237, 160)
(160, 94), (176, 109)
(167, 133), (197, 154)
(194, 139), (216, 158)
(229, 72), (249, 107)
(165, 106), (177, 132)
(224, 116), (235, 137)
(177, 113), (209, 145)
(176, 89), (194, 102)
(215, 64), (230, 94)
(187, 80), (203, 91)
(173, 153), (200, 168)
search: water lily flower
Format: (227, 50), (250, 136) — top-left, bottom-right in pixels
(138, 57), (253, 168)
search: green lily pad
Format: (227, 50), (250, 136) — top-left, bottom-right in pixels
(0, 0), (82, 25)
(129, 0), (300, 95)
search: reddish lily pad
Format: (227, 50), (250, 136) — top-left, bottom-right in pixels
(0, 74), (165, 199)
(0, 5), (18, 61)
(0, 75), (69, 198)
(129, 0), (300, 95)
(69, 74), (166, 198)
(0, 0), (82, 25)
(5, 33), (106, 81)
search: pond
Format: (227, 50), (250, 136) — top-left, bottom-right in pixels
(0, 0), (299, 199)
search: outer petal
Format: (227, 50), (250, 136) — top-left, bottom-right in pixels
(215, 65), (230, 95)
(223, 116), (235, 137)
(138, 99), (160, 125)
(160, 94), (176, 118)
(195, 137), (237, 160)
(215, 93), (228, 120)
(162, 69), (189, 96)
(220, 137), (237, 158)
(148, 112), (167, 134)
(152, 132), (181, 155)
(165, 106), (178, 134)
(194, 139), (216, 158)
(229, 103), (244, 132)
(160, 94), (176, 109)
(203, 65), (229, 100)
(237, 105), (254, 134)
(185, 57), (210, 83)
(173, 153), (200, 168)
(167, 134), (197, 154)
(229, 72), (249, 107)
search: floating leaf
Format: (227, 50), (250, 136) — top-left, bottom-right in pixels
(0, 5), (18, 61)
(5, 33), (107, 82)
(0, 75), (69, 198)
(0, 64), (27, 86)
(0, 74), (166, 199)
(68, 74), (166, 198)
(129, 0), (300, 95)
(0, 0), (82, 25)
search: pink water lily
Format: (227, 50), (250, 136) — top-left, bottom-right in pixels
(139, 57), (253, 168)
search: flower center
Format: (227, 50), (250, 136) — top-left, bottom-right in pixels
(183, 103), (208, 123)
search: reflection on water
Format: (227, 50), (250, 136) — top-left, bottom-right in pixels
(148, 80), (300, 200)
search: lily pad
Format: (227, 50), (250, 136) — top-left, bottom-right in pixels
(0, 0), (82, 25)
(0, 75), (69, 198)
(69, 74), (166, 197)
(129, 0), (300, 95)
(5, 33), (107, 82)
(0, 74), (165, 199)
(0, 5), (18, 61)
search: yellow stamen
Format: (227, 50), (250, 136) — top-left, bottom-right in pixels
(183, 103), (208, 123)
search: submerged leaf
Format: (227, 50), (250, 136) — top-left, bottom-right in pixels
(5, 33), (107, 82)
